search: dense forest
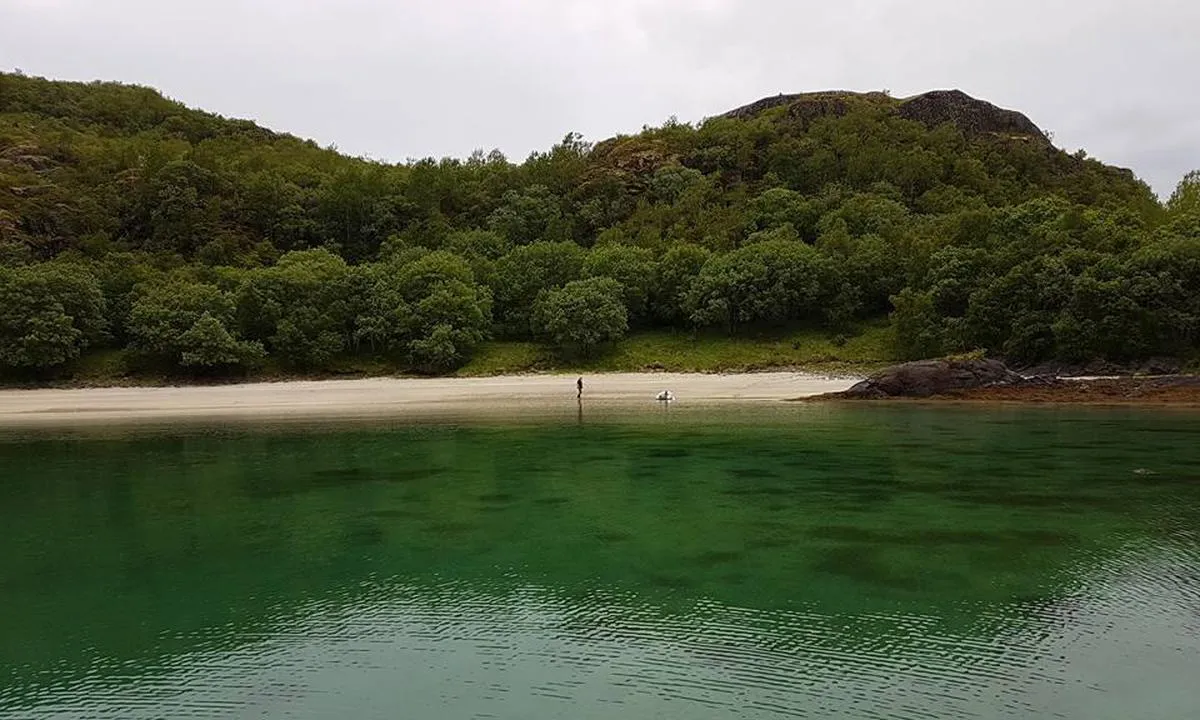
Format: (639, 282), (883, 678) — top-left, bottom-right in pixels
(1, 72), (1198, 380)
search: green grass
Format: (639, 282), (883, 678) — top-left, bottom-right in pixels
(459, 321), (898, 376)
(5, 323), (898, 388)
(65, 349), (132, 382)
(456, 342), (545, 376)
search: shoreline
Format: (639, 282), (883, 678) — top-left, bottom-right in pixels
(935, 375), (1200, 406)
(0, 363), (875, 391)
(6, 372), (1200, 429)
(0, 372), (859, 428)
(798, 374), (1200, 408)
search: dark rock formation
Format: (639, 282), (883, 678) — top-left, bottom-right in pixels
(721, 93), (828, 121)
(1135, 357), (1185, 376)
(784, 95), (852, 128)
(814, 358), (1200, 403)
(932, 374), (1200, 404)
(1017, 357), (1184, 378)
(896, 90), (1046, 139)
(721, 91), (889, 122)
(834, 359), (1025, 399)
(721, 89), (1048, 142)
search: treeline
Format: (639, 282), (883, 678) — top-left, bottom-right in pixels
(1, 72), (1197, 377)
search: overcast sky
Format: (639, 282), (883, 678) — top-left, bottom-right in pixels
(2, 0), (1196, 196)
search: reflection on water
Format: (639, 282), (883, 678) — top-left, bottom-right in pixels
(1, 405), (1199, 719)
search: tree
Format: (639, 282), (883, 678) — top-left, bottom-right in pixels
(314, 166), (405, 262)
(923, 246), (994, 318)
(0, 264), (106, 370)
(890, 288), (947, 360)
(235, 249), (356, 368)
(407, 280), (491, 372)
(357, 251), (492, 371)
(395, 251), (477, 298)
(125, 160), (223, 255)
(487, 185), (567, 246)
(490, 241), (585, 336)
(652, 244), (711, 324)
(129, 278), (259, 369)
(355, 266), (413, 354)
(817, 192), (911, 240)
(1, 72), (1187, 376)
(746, 187), (821, 240)
(407, 324), (461, 374)
(745, 224), (802, 246)
(583, 244), (655, 324)
(179, 312), (265, 369)
(532, 278), (628, 357)
(444, 229), (509, 261)
(963, 256), (1073, 362)
(87, 253), (162, 344)
(650, 165), (705, 205)
(0, 301), (81, 370)
(441, 229), (507, 287)
(685, 240), (843, 332)
(1167, 170), (1200, 219)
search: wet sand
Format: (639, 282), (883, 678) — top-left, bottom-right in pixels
(0, 372), (859, 427)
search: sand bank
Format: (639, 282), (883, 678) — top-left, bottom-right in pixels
(0, 372), (858, 427)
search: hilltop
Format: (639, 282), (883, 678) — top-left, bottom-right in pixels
(722, 89), (1048, 140)
(1, 72), (1197, 383)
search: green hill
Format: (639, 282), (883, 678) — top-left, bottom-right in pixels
(1, 72), (1197, 381)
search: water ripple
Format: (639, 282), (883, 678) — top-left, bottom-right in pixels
(4, 410), (1200, 719)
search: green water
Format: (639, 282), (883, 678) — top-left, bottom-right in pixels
(1, 405), (1199, 719)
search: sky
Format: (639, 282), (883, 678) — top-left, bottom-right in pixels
(1, 0), (1196, 196)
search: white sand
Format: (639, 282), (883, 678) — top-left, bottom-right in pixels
(0, 372), (858, 427)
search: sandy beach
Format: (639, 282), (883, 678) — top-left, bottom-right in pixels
(0, 372), (859, 427)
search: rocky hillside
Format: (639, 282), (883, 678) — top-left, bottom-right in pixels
(722, 89), (1048, 142)
(1, 72), (1196, 382)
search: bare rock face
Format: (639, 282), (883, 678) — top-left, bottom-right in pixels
(897, 90), (1046, 140)
(721, 93), (819, 121)
(721, 90), (886, 123)
(838, 359), (1025, 399)
(720, 89), (1048, 142)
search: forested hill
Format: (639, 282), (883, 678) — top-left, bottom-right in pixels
(1, 71), (1198, 380)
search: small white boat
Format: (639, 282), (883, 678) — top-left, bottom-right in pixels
(656, 390), (675, 402)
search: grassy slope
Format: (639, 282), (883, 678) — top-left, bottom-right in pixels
(458, 322), (896, 376)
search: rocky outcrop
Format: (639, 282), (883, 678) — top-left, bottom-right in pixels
(833, 359), (1025, 399)
(929, 375), (1200, 404)
(721, 93), (830, 121)
(722, 91), (891, 122)
(1017, 357), (1184, 378)
(721, 89), (1048, 142)
(896, 90), (1046, 139)
(814, 359), (1200, 403)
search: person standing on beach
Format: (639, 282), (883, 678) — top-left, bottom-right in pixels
(577, 377), (584, 399)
